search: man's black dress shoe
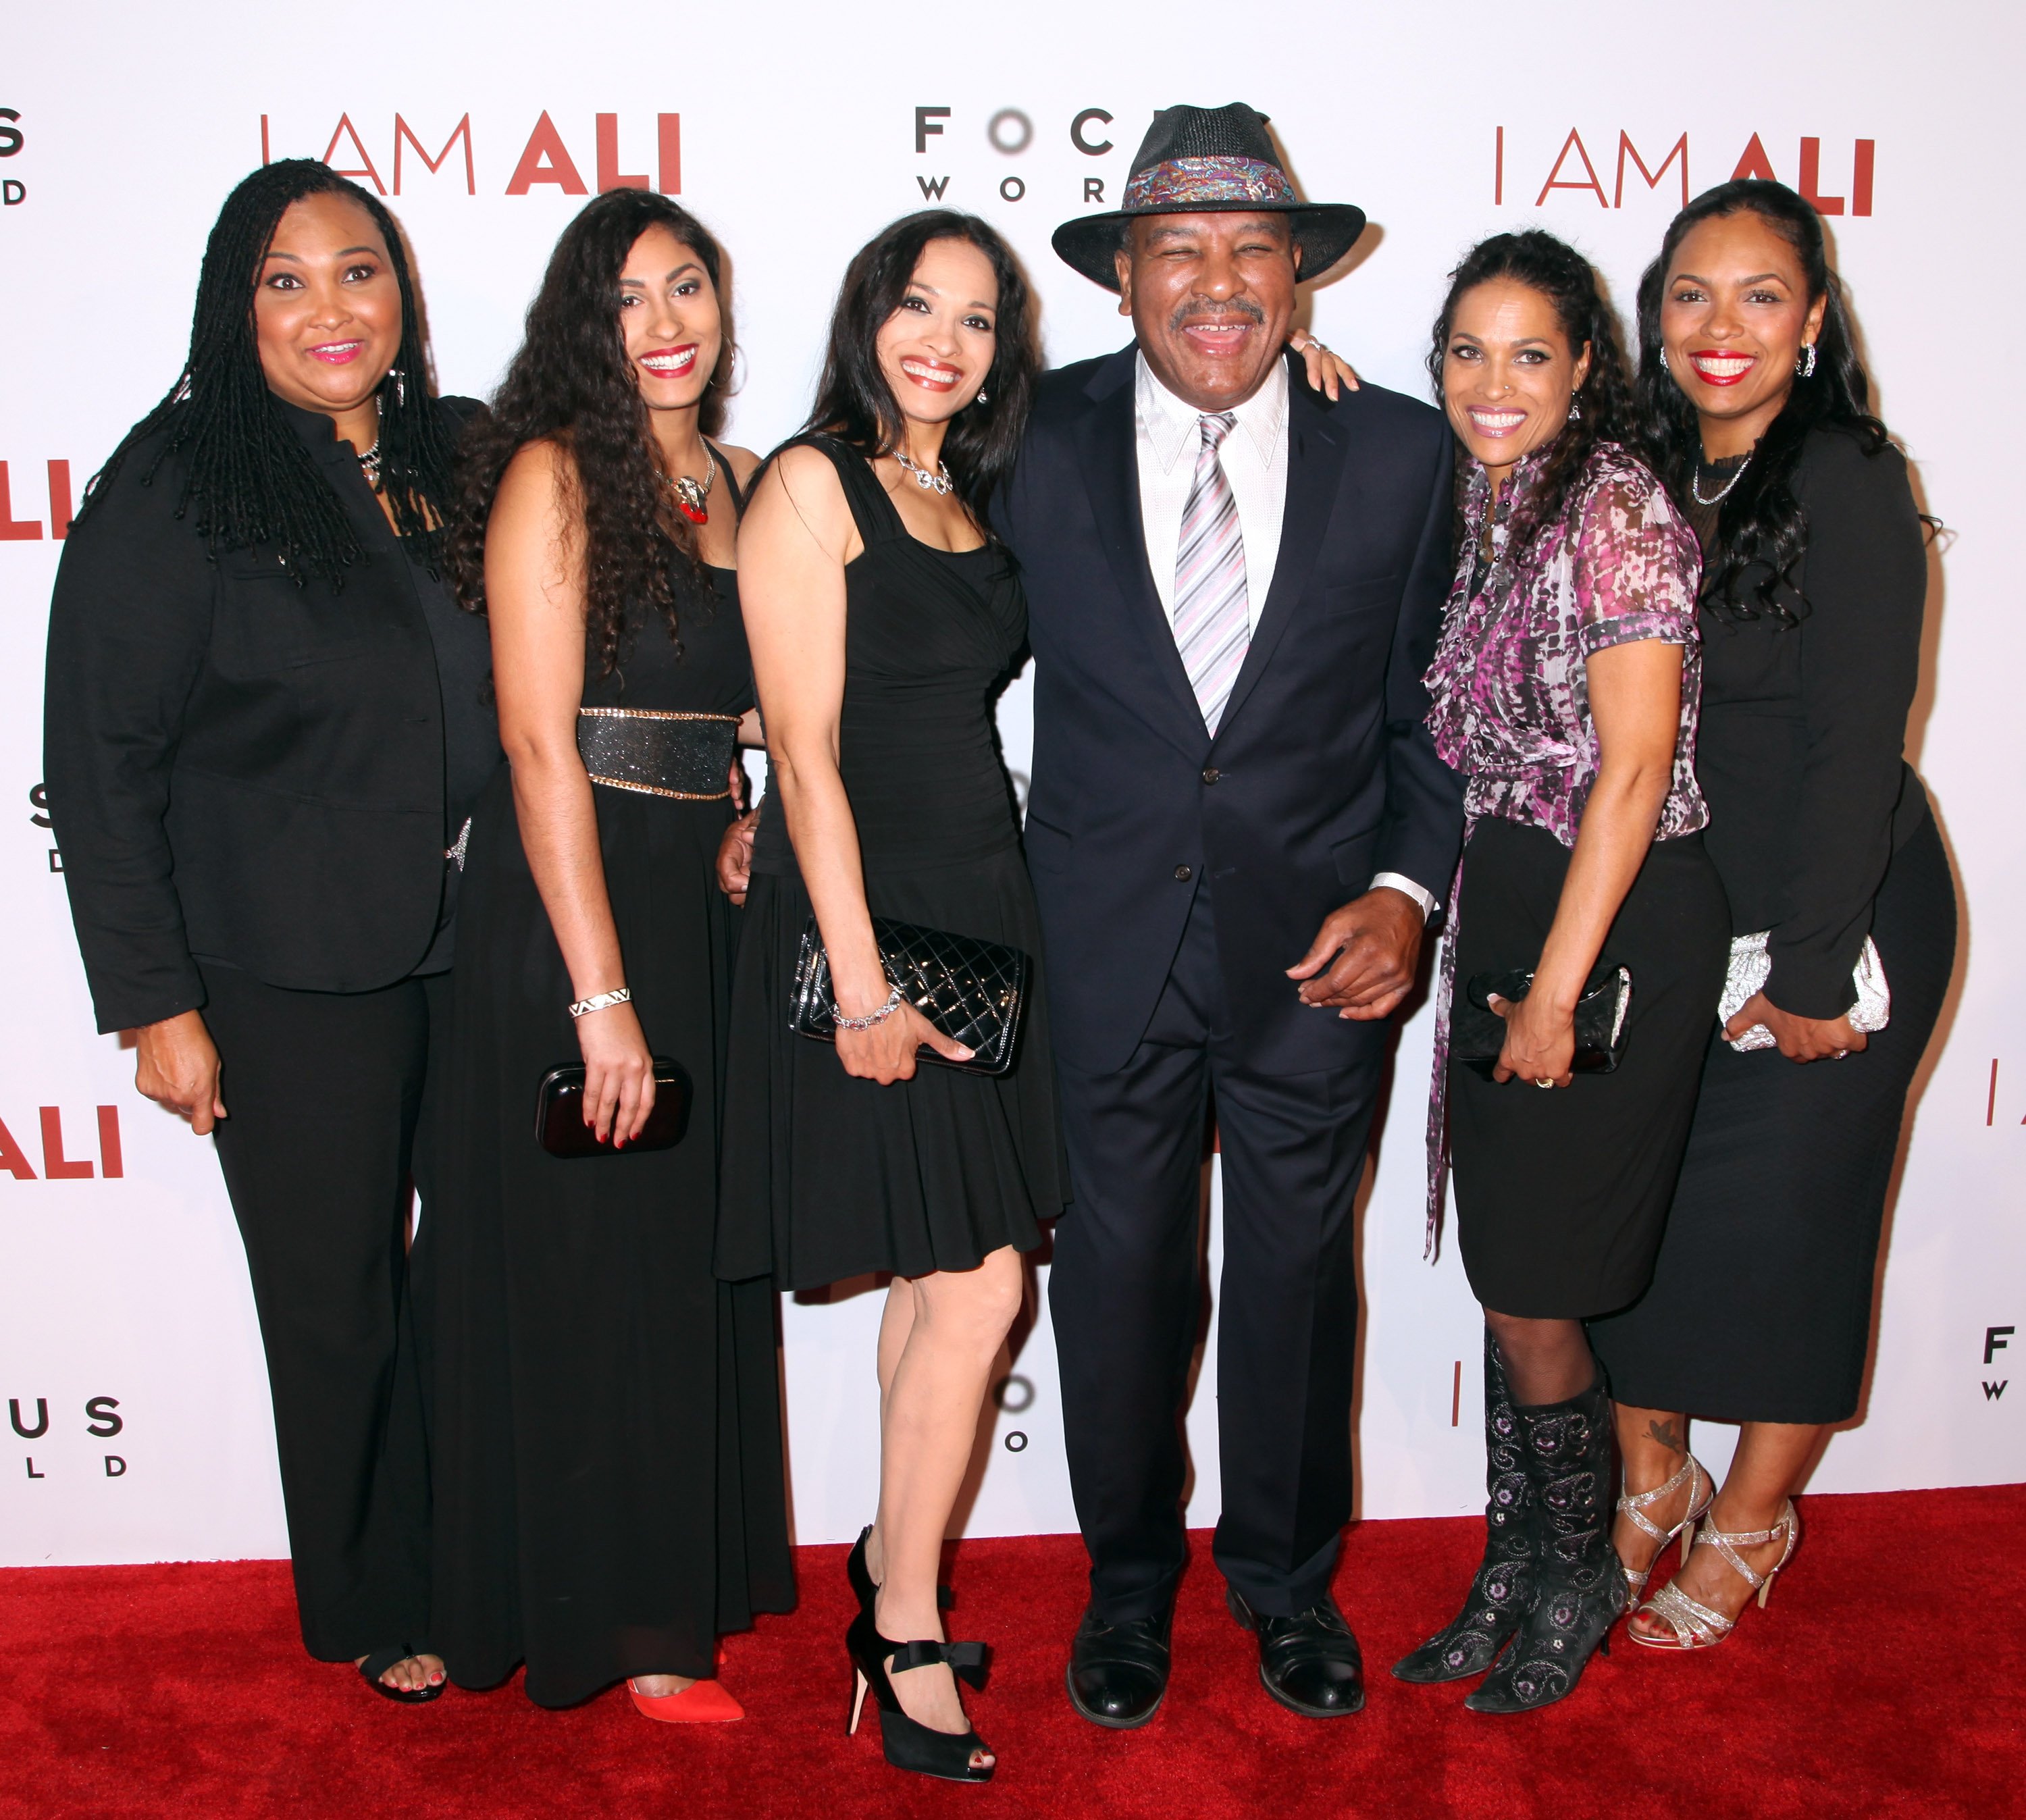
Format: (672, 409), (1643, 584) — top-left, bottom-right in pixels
(1066, 1601), (1174, 1729)
(1226, 1587), (1366, 1718)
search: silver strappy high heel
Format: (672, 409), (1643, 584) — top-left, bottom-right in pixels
(1615, 1454), (1713, 1607)
(1633, 1499), (1800, 1650)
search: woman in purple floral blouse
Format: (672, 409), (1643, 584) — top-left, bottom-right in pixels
(1393, 232), (1728, 1715)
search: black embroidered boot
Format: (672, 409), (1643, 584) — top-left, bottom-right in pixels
(1392, 1330), (1534, 1684)
(1463, 1368), (1625, 1714)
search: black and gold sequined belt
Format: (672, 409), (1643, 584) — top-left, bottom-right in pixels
(576, 707), (741, 800)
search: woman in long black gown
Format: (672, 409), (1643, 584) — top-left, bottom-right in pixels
(720, 212), (1062, 1782)
(1590, 180), (1956, 1652)
(430, 188), (791, 1716)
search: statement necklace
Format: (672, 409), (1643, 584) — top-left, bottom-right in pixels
(357, 438), (383, 494)
(1690, 452), (1751, 506)
(895, 450), (954, 496)
(666, 444), (717, 524)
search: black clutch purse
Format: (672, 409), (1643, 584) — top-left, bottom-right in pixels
(790, 916), (1029, 1077)
(1451, 958), (1633, 1079)
(534, 1057), (693, 1158)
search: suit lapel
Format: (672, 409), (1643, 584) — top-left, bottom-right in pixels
(1216, 361), (1349, 735)
(1075, 351), (1208, 736)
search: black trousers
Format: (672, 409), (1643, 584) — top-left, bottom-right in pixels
(200, 961), (448, 1663)
(1049, 884), (1384, 1622)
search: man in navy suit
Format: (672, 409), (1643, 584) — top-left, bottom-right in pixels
(998, 103), (1463, 1725)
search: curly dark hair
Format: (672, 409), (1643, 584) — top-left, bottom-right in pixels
(1427, 229), (1640, 566)
(1634, 179), (1890, 625)
(801, 209), (1038, 525)
(447, 188), (734, 678)
(78, 159), (457, 582)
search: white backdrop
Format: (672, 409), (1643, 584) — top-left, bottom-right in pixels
(3, 1), (2021, 1568)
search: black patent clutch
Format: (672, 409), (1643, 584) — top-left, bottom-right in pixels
(534, 1057), (693, 1158)
(790, 916), (1029, 1076)
(1451, 958), (1632, 1078)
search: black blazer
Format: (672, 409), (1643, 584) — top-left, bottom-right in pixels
(45, 396), (492, 1033)
(1696, 426), (1932, 1019)
(999, 346), (1464, 1075)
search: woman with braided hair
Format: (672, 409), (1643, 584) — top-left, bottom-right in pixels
(44, 159), (498, 1701)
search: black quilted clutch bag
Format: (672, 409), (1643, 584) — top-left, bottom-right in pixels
(1451, 957), (1633, 1079)
(790, 916), (1029, 1076)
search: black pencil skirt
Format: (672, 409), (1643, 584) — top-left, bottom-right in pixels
(1447, 818), (1730, 1320)
(1589, 813), (1957, 1423)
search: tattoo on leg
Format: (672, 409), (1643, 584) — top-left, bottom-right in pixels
(1646, 1419), (1684, 1454)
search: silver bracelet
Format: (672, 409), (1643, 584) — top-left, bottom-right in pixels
(833, 983), (903, 1031)
(569, 987), (631, 1020)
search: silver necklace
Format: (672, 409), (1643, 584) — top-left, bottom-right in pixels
(895, 450), (954, 496)
(1690, 452), (1750, 506)
(667, 444), (717, 524)
(357, 438), (382, 492)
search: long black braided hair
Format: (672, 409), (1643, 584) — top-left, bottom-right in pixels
(78, 159), (457, 581)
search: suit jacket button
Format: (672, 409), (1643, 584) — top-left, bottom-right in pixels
(1201, 767), (1220, 785)
(1174, 864), (1193, 881)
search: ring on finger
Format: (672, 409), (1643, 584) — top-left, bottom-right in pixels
(1534, 1077), (1555, 1090)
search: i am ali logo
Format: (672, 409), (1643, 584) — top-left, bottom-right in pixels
(1494, 126), (1878, 217)
(258, 110), (681, 197)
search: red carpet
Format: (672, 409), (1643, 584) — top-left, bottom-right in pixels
(3, 1487), (2020, 1819)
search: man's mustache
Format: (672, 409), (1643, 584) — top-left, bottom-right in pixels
(1168, 299), (1266, 332)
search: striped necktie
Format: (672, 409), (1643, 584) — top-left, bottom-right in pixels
(1173, 411), (1249, 735)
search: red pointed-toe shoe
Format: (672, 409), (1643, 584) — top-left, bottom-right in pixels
(629, 1678), (746, 1723)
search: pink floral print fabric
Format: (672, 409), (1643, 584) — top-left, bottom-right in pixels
(1424, 440), (1708, 848)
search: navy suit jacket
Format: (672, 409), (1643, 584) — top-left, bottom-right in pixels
(999, 346), (1465, 1076)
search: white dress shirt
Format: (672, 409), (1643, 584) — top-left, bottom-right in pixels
(1133, 350), (1438, 922)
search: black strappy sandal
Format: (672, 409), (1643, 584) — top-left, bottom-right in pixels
(357, 1644), (445, 1705)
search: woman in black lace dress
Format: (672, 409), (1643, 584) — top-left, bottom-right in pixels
(429, 189), (790, 1717)
(721, 212), (1062, 1782)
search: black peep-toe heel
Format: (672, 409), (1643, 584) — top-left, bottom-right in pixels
(845, 1607), (993, 1783)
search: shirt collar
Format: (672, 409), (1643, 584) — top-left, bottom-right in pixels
(1135, 349), (1288, 474)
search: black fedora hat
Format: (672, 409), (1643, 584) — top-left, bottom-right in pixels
(1052, 102), (1366, 292)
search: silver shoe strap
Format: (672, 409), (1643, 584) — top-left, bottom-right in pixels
(1616, 1454), (1708, 1546)
(1696, 1499), (1799, 1592)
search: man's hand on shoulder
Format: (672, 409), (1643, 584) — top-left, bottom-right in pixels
(1286, 886), (1425, 1021)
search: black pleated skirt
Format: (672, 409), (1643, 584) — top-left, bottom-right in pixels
(1590, 812), (1957, 1423)
(1448, 817), (1731, 1319)
(428, 766), (794, 1706)
(718, 846), (1066, 1292)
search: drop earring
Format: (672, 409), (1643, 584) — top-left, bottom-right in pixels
(385, 366), (407, 407)
(1798, 343), (1817, 379)
(1567, 397), (1582, 422)
(1659, 348), (1670, 373)
(976, 390), (989, 405)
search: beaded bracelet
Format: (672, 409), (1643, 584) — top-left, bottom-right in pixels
(569, 987), (631, 1020)
(833, 982), (904, 1031)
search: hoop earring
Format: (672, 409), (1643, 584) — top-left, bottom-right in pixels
(1798, 343), (1817, 379)
(1567, 397), (1582, 422)
(384, 367), (406, 407)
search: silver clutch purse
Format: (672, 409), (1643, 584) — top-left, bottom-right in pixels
(1718, 932), (1890, 1052)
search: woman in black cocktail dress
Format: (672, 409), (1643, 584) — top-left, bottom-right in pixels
(721, 211), (1063, 1783)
